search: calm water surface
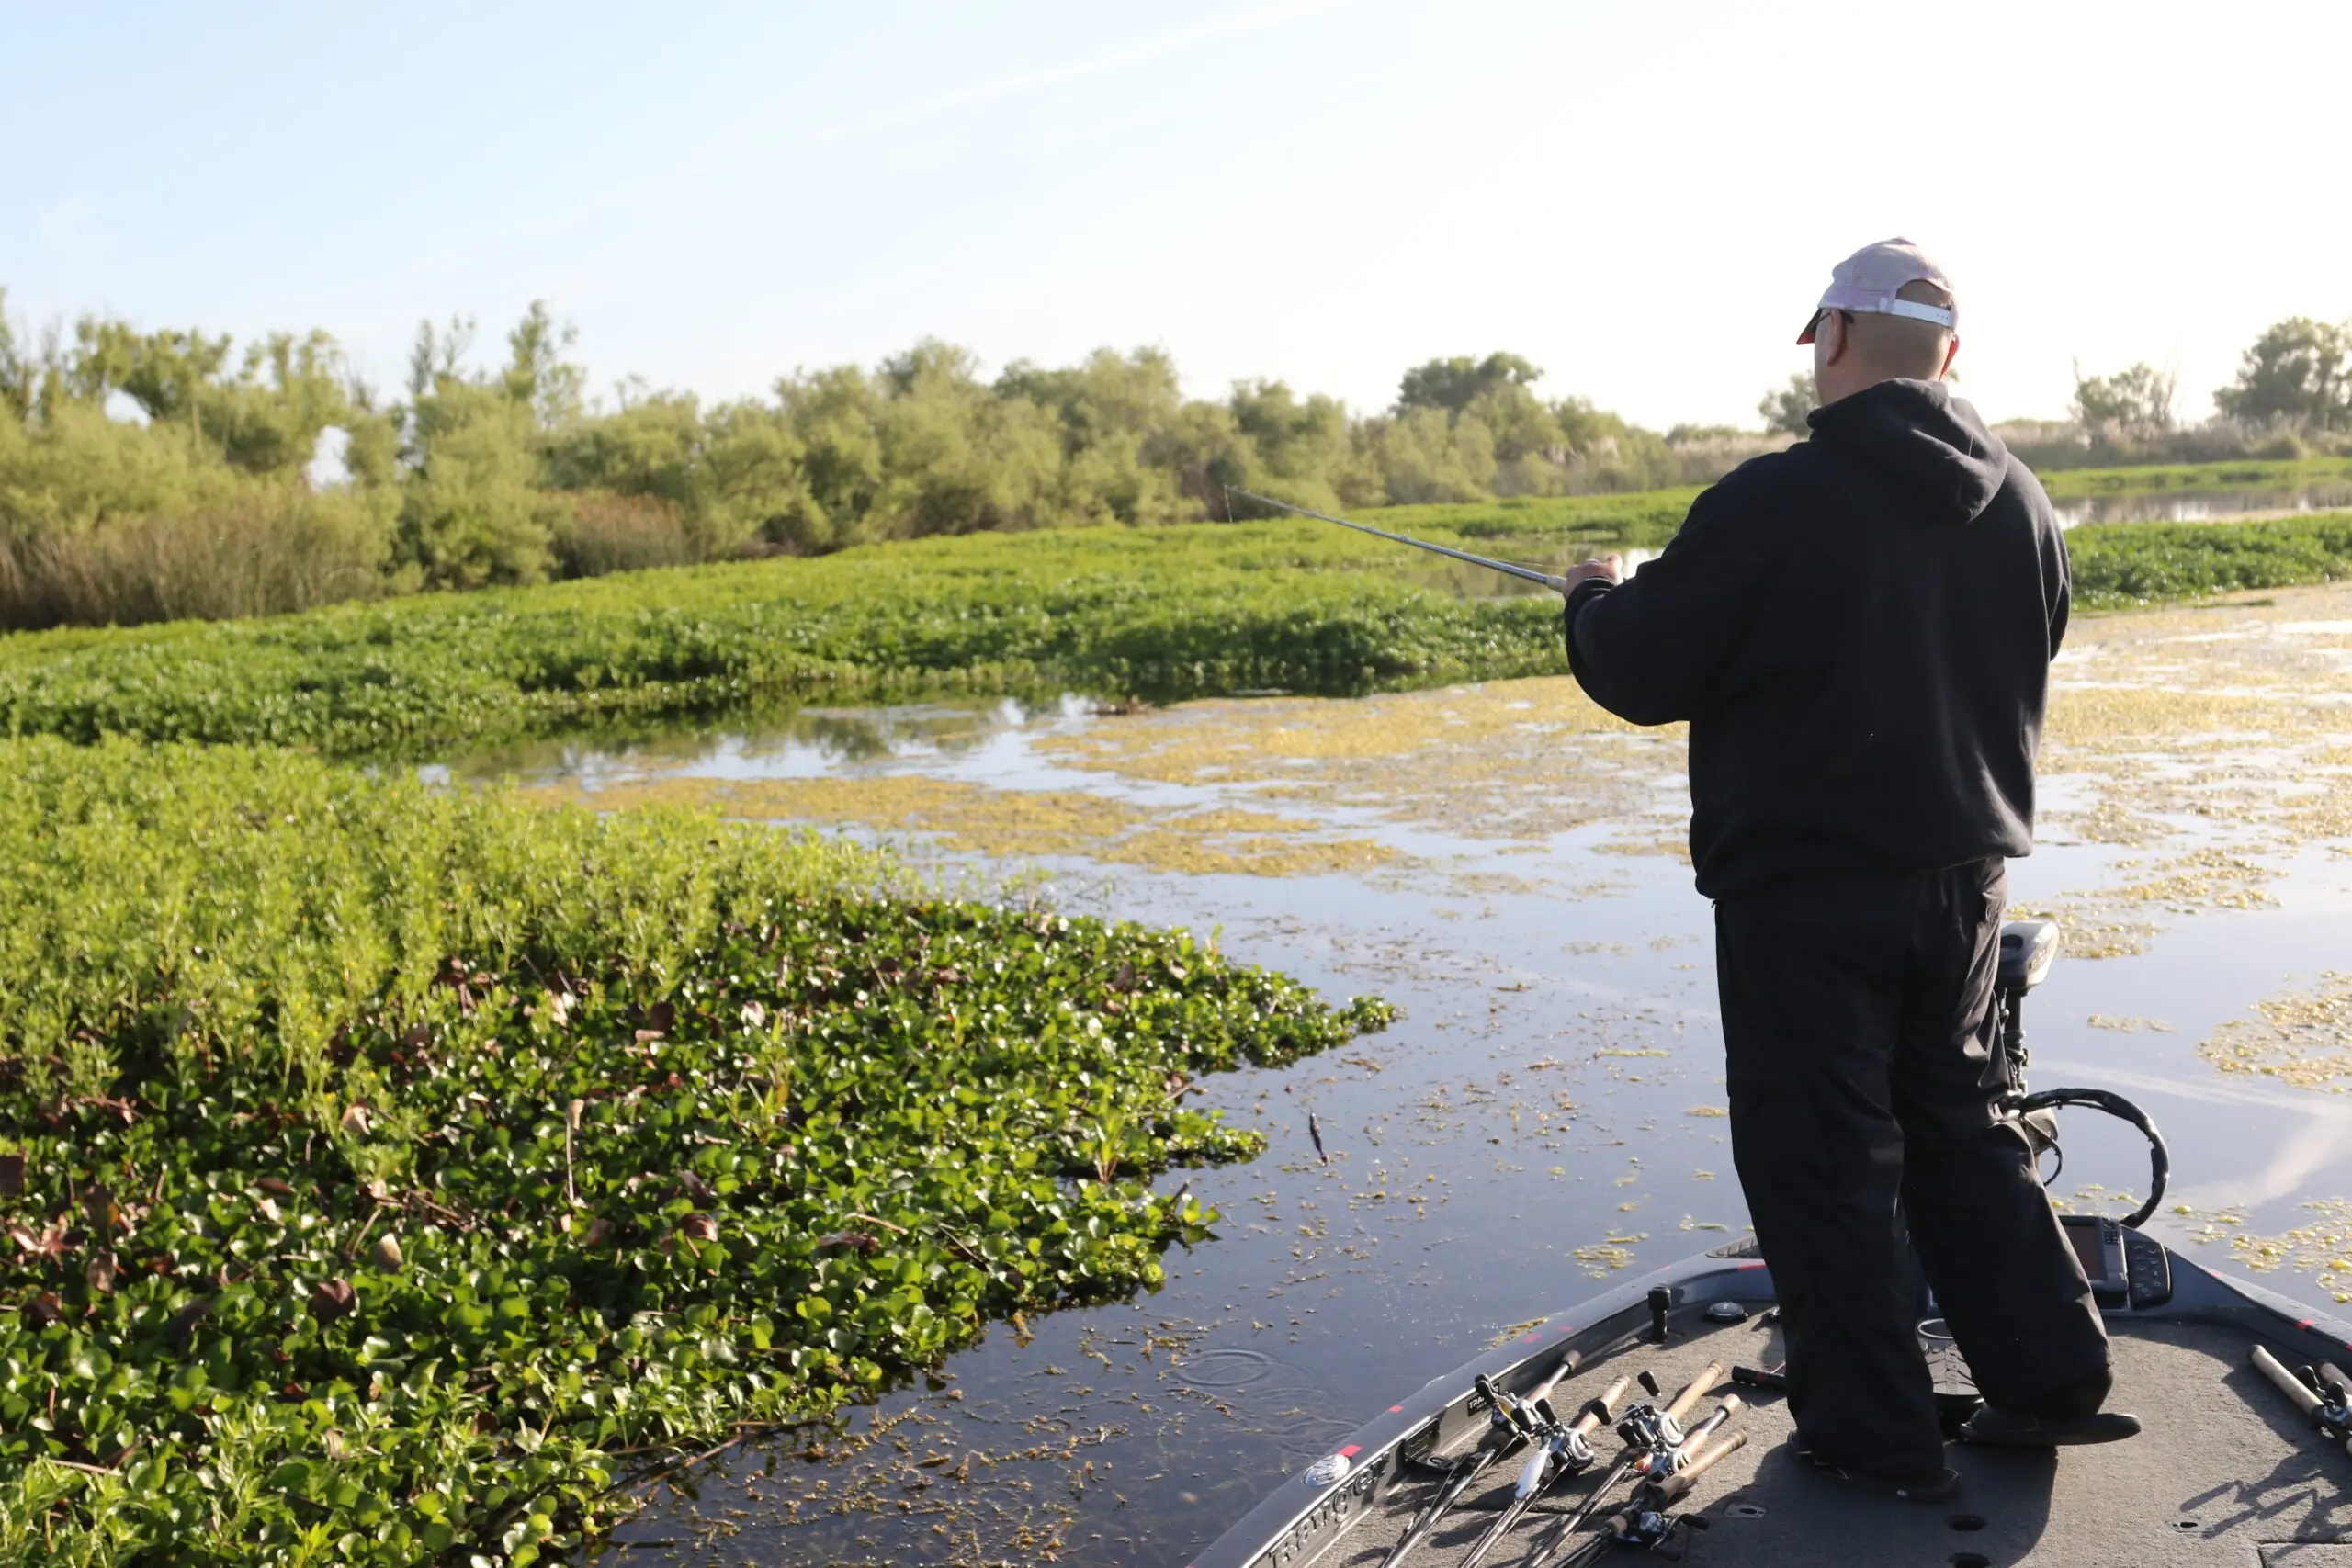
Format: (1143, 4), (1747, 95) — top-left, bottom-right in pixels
(451, 674), (2352, 1567)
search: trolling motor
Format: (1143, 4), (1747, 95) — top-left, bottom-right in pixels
(1996, 919), (2170, 1229)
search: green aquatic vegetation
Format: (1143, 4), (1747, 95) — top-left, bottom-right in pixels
(4, 492), (2348, 763)
(2038, 455), (2352, 499)
(0, 519), (1576, 755)
(0, 739), (1389, 1564)
(2068, 513), (2352, 608)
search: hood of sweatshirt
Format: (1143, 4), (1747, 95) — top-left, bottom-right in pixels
(1806, 378), (2009, 525)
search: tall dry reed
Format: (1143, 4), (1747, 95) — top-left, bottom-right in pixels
(0, 486), (389, 629)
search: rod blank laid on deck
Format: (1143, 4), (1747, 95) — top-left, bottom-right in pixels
(1226, 487), (1578, 593)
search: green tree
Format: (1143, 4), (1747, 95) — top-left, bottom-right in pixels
(2215, 318), (2352, 431)
(1228, 379), (1351, 511)
(58, 319), (361, 479)
(1758, 373), (1815, 434)
(2071, 361), (2177, 432)
(1396, 352), (1543, 416)
(998, 347), (1187, 525)
(502, 300), (586, 429)
(0, 290), (25, 419)
(396, 313), (562, 587)
(547, 390), (808, 559)
(1370, 404), (1495, 504)
(1551, 397), (1678, 491)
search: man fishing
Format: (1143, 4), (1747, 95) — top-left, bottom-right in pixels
(1556, 239), (2135, 1500)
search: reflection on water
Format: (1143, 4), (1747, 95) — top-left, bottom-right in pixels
(498, 590), (2352, 1567)
(2052, 482), (2352, 528)
(452, 694), (1101, 789)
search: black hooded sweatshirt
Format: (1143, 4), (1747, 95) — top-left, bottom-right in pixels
(1564, 378), (2068, 900)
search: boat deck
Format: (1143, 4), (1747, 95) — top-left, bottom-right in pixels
(1325, 1317), (2352, 1566)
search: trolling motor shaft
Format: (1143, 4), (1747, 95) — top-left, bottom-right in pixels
(1993, 919), (2170, 1229)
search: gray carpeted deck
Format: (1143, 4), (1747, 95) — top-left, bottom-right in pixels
(1324, 1317), (2352, 1566)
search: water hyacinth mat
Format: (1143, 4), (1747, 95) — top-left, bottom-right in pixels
(0, 738), (1389, 1565)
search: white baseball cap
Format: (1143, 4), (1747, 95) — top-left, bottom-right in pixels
(1797, 237), (1957, 344)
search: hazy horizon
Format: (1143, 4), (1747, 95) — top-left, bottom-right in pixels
(6, 0), (2346, 431)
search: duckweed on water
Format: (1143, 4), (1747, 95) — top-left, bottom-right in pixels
(0, 740), (1389, 1565)
(2201, 973), (2352, 1090)
(524, 773), (1402, 880)
(2218, 1198), (2352, 1302)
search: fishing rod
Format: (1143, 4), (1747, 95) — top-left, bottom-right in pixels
(1519, 1363), (1726, 1568)
(1378, 1364), (1623, 1568)
(1225, 487), (1586, 594)
(2251, 1344), (2352, 1456)
(1451, 1375), (1635, 1568)
(1548, 1427), (1751, 1568)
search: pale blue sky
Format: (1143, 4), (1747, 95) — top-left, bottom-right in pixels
(5, 1), (2345, 429)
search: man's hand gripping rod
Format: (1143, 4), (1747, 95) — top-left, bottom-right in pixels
(1226, 487), (1577, 595)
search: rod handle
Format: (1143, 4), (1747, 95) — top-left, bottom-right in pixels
(1668, 1397), (1741, 1458)
(1573, 1375), (1633, 1437)
(1664, 1361), (1725, 1423)
(1658, 1430), (1749, 1503)
(1533, 1348), (1583, 1403)
(1690, 1393), (1745, 1439)
(2254, 1344), (2323, 1417)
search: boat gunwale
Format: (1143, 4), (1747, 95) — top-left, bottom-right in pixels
(1185, 1228), (2352, 1568)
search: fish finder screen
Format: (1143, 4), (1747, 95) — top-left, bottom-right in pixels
(2067, 1221), (2109, 1280)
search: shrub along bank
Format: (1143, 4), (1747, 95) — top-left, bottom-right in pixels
(0, 510), (1597, 756)
(0, 738), (1389, 1564)
(1, 502), (2348, 760)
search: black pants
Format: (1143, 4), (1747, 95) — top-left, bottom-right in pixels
(1714, 859), (2109, 1474)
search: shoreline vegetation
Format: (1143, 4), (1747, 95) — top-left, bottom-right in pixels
(0, 501), (2346, 760)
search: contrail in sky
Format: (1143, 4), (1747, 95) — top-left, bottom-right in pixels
(379, 0), (1361, 299)
(783, 0), (1363, 156)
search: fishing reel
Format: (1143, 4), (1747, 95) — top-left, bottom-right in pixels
(1522, 1393), (1609, 1472)
(1995, 919), (2171, 1230)
(1612, 1371), (1680, 1457)
(1616, 1506), (1697, 1551)
(1474, 1371), (1537, 1438)
(2295, 1360), (2352, 1444)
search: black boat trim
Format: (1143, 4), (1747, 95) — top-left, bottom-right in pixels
(1184, 1221), (2352, 1568)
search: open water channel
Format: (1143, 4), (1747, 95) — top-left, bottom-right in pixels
(455, 573), (2352, 1567)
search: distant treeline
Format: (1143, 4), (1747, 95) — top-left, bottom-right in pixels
(4, 290), (2348, 632)
(0, 295), (1792, 630)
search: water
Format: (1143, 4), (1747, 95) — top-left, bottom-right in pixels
(2051, 482), (2352, 529)
(454, 592), (2352, 1565)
